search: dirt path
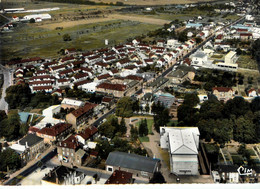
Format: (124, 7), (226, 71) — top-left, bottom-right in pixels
(109, 14), (171, 25)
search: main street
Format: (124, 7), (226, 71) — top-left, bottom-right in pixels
(0, 64), (12, 112)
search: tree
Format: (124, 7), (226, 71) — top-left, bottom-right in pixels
(118, 118), (127, 135)
(195, 37), (203, 44)
(234, 116), (256, 143)
(149, 172), (166, 183)
(199, 99), (224, 120)
(29, 18), (35, 23)
(0, 148), (21, 171)
(132, 100), (140, 113)
(139, 119), (148, 137)
(223, 97), (251, 118)
(95, 139), (113, 159)
(5, 84), (31, 109)
(251, 97), (260, 112)
(149, 172), (166, 184)
(19, 123), (29, 136)
(183, 93), (200, 107)
(116, 97), (133, 117)
(63, 33), (72, 41)
(145, 104), (150, 113)
(130, 126), (138, 141)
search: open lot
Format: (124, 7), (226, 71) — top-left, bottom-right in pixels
(91, 0), (215, 5)
(237, 55), (258, 70)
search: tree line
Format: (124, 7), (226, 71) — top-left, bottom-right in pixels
(177, 93), (260, 145)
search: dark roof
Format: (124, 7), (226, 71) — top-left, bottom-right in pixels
(42, 166), (82, 184)
(106, 151), (160, 173)
(19, 134), (43, 147)
(105, 170), (133, 184)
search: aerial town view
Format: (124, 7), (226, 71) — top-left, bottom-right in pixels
(0, 0), (260, 187)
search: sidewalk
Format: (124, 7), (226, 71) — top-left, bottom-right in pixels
(4, 145), (55, 185)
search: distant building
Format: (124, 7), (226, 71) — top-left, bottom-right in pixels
(106, 151), (160, 178)
(42, 105), (61, 118)
(65, 102), (97, 130)
(160, 127), (200, 175)
(212, 87), (233, 102)
(23, 13), (51, 21)
(218, 165), (239, 183)
(61, 98), (85, 110)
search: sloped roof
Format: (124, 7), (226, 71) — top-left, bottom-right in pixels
(19, 134), (43, 147)
(105, 170), (133, 184)
(106, 151), (160, 173)
(168, 129), (198, 155)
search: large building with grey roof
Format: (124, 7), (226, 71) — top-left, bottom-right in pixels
(160, 127), (200, 175)
(106, 151), (160, 178)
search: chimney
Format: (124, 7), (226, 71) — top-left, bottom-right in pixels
(56, 177), (59, 184)
(25, 142), (28, 148)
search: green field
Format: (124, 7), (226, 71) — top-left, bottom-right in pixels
(1, 20), (160, 60)
(136, 118), (154, 134)
(139, 136), (149, 142)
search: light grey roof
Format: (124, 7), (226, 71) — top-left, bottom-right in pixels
(168, 69), (187, 78)
(106, 151), (160, 173)
(194, 51), (206, 58)
(76, 149), (86, 158)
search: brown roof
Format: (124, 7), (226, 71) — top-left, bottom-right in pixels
(29, 127), (40, 133)
(59, 69), (74, 75)
(74, 79), (90, 87)
(70, 102), (97, 118)
(31, 75), (55, 80)
(105, 170), (133, 184)
(61, 56), (74, 62)
(102, 97), (113, 103)
(212, 87), (233, 92)
(125, 75), (142, 81)
(29, 80), (53, 86)
(57, 78), (69, 83)
(37, 123), (72, 137)
(97, 74), (111, 80)
(80, 67), (93, 73)
(96, 83), (126, 91)
(33, 86), (52, 91)
(58, 135), (79, 149)
(74, 73), (88, 80)
(77, 126), (98, 140)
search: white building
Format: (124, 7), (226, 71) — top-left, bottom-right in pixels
(191, 51), (210, 67)
(81, 82), (99, 93)
(225, 51), (237, 64)
(23, 13), (51, 21)
(42, 105), (61, 118)
(160, 127), (200, 175)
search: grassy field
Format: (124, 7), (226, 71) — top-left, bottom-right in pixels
(136, 118), (154, 134)
(139, 136), (149, 142)
(1, 20), (160, 60)
(237, 55), (258, 70)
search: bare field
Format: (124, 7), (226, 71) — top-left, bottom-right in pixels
(92, 0), (215, 5)
(37, 13), (170, 29)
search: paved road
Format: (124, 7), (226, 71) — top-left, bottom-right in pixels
(4, 147), (57, 185)
(0, 64), (12, 112)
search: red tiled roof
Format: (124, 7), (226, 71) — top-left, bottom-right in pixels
(80, 67), (93, 73)
(33, 86), (53, 91)
(59, 68), (74, 75)
(70, 102), (97, 118)
(77, 126), (98, 140)
(74, 73), (88, 80)
(29, 80), (53, 86)
(58, 135), (79, 149)
(74, 79), (90, 87)
(82, 52), (94, 57)
(102, 97), (113, 103)
(38, 123), (72, 137)
(58, 78), (69, 83)
(97, 74), (111, 80)
(240, 33), (252, 36)
(216, 34), (223, 39)
(97, 83), (126, 91)
(105, 170), (133, 184)
(31, 75), (55, 80)
(61, 56), (74, 62)
(125, 75), (142, 81)
(29, 126), (40, 133)
(111, 69), (119, 74)
(212, 87), (233, 92)
(51, 64), (66, 71)
(96, 62), (109, 67)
